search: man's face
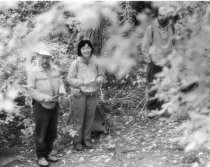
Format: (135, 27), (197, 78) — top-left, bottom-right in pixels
(40, 55), (52, 69)
(158, 14), (170, 27)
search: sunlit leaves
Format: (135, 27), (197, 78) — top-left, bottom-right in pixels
(0, 98), (15, 112)
(0, 1), (18, 10)
(120, 2), (136, 24)
(77, 8), (100, 29)
(21, 118), (35, 137)
(149, 1), (210, 153)
(7, 88), (18, 99)
(0, 1), (210, 156)
(63, 1), (118, 29)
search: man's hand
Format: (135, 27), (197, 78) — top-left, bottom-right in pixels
(52, 95), (59, 102)
(44, 95), (59, 103)
(144, 55), (152, 63)
(96, 77), (104, 85)
(82, 80), (97, 86)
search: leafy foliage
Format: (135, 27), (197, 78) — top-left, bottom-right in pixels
(146, 1), (210, 152)
(100, 63), (147, 117)
(1, 1), (210, 157)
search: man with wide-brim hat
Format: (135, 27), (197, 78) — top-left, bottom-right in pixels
(27, 46), (66, 166)
(35, 47), (54, 68)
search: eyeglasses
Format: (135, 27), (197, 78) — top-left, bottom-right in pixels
(158, 14), (166, 17)
(41, 56), (52, 61)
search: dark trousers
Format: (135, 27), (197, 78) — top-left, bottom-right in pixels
(33, 101), (58, 158)
(146, 62), (164, 110)
(72, 92), (97, 143)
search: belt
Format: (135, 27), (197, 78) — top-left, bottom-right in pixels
(81, 91), (97, 96)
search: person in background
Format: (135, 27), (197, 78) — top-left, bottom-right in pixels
(27, 47), (66, 166)
(141, 6), (176, 118)
(67, 40), (105, 151)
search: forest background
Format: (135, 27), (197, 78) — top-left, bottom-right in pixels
(1, 1), (210, 166)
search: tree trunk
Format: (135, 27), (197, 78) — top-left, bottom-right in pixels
(77, 19), (107, 56)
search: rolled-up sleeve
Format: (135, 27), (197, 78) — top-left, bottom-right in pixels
(141, 25), (152, 63)
(67, 60), (83, 88)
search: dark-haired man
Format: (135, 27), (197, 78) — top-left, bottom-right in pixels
(142, 6), (175, 118)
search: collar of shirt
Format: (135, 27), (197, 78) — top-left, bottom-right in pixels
(79, 57), (89, 65)
(78, 55), (97, 65)
(37, 64), (58, 72)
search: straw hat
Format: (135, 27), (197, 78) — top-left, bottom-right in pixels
(35, 49), (52, 57)
(35, 44), (53, 57)
(158, 6), (176, 16)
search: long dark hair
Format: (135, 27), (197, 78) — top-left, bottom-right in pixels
(77, 40), (94, 57)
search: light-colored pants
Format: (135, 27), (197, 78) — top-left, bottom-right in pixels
(72, 92), (98, 142)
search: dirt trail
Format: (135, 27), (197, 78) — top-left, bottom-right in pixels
(4, 117), (210, 167)
(50, 118), (208, 167)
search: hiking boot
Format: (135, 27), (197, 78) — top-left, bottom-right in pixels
(46, 155), (60, 162)
(147, 110), (158, 118)
(37, 157), (49, 167)
(147, 109), (171, 118)
(160, 109), (171, 118)
(74, 142), (83, 151)
(84, 140), (93, 149)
